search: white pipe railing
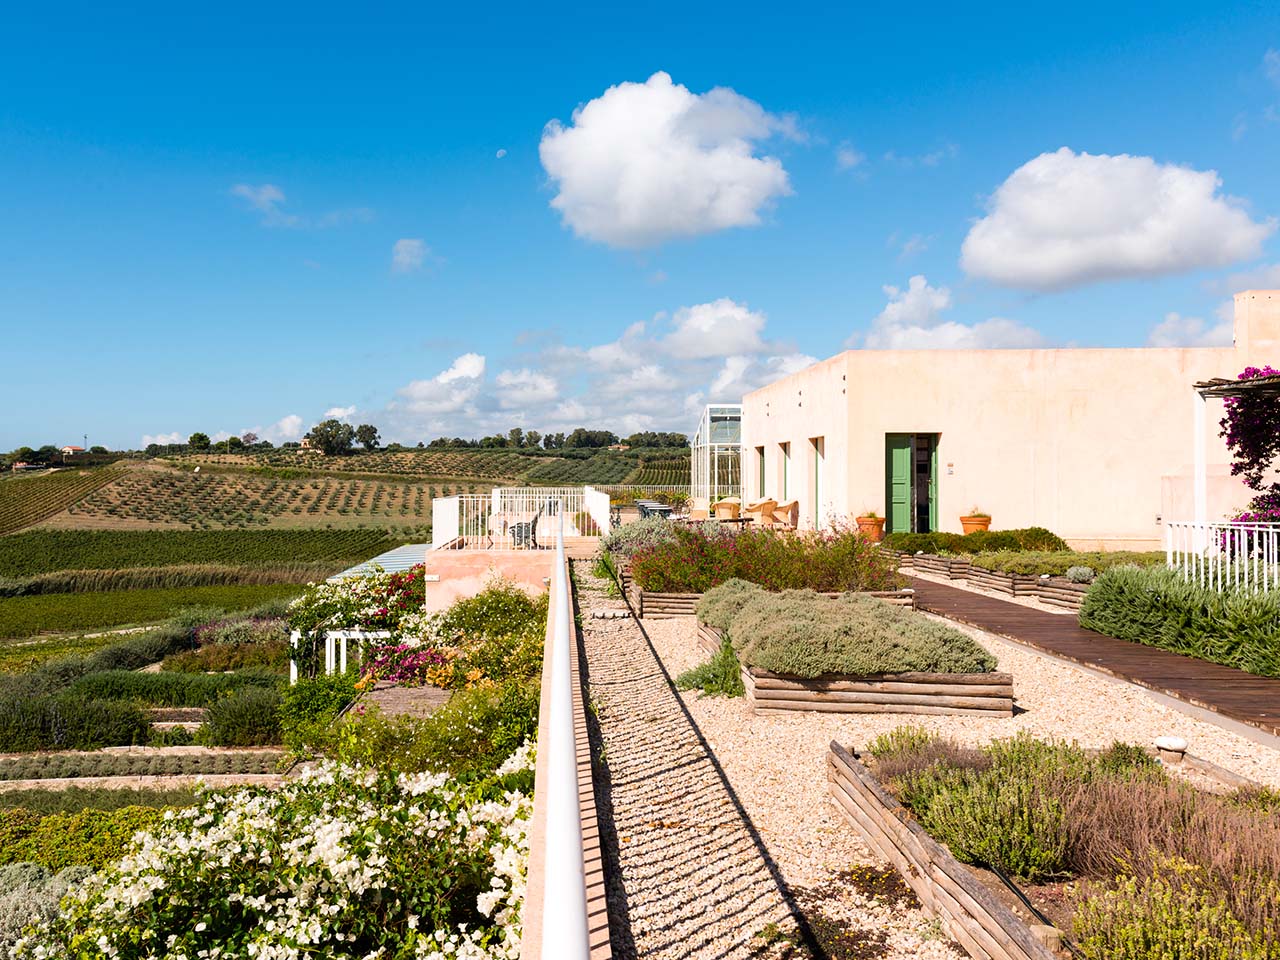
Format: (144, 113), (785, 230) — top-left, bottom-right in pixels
(531, 510), (591, 958)
(431, 495), (460, 549)
(433, 487), (602, 550)
(288, 628), (392, 683)
(1165, 520), (1280, 592)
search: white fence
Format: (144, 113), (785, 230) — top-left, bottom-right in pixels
(1165, 520), (1280, 592)
(288, 628), (392, 683)
(432, 486), (608, 550)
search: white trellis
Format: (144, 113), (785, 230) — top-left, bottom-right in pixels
(691, 404), (742, 504)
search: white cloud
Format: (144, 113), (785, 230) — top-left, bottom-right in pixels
(1147, 312), (1234, 348)
(394, 353), (486, 416)
(857, 275), (1046, 350)
(1220, 262), (1280, 292)
(662, 298), (770, 359)
(323, 405), (357, 420)
(495, 369), (559, 408)
(262, 415), (305, 444)
(392, 238), (428, 273)
(961, 148), (1275, 291)
(836, 143), (865, 171)
(897, 233), (932, 259)
(495, 148), (507, 159)
(539, 71), (793, 248)
(884, 144), (958, 168)
(231, 184), (299, 227)
(709, 353), (817, 399)
(1266, 49), (1280, 85)
(142, 431), (183, 446)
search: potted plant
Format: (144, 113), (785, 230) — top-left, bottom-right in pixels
(855, 510), (886, 542)
(961, 507), (991, 533)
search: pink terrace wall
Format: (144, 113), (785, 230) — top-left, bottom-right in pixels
(420, 551), (553, 611)
(740, 291), (1280, 550)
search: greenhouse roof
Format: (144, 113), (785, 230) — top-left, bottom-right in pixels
(329, 542), (430, 580)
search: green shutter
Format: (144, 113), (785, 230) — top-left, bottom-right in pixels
(885, 434), (912, 533)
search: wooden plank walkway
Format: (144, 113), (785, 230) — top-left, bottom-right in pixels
(910, 577), (1280, 738)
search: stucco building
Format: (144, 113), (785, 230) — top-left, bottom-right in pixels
(739, 290), (1280, 550)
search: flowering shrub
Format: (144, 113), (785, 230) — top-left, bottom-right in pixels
(1219, 365), (1280, 540)
(600, 515), (683, 558)
(631, 520), (903, 593)
(15, 755), (534, 960)
(366, 642), (451, 686)
(287, 564), (427, 636)
(194, 616), (287, 646)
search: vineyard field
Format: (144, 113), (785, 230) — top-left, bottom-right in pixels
(0, 466), (126, 534)
(0, 529), (396, 578)
(0, 584), (304, 639)
(522, 455), (636, 485)
(629, 456), (691, 485)
(175, 449), (541, 480)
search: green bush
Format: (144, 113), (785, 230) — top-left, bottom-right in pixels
(599, 515), (681, 558)
(0, 806), (166, 870)
(315, 679), (539, 783)
(694, 578), (762, 630)
(883, 526), (1068, 555)
(0, 695), (148, 752)
(280, 672), (359, 751)
(675, 636), (745, 698)
(0, 751), (278, 782)
(0, 864), (91, 948)
(701, 582), (997, 677)
(67, 668), (281, 707)
(200, 686), (282, 746)
(162, 640), (289, 674)
(1079, 565), (1280, 677)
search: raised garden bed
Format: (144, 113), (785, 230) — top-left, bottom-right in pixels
(909, 554), (971, 580)
(639, 587), (915, 619)
(697, 624), (1013, 717)
(826, 741), (1059, 960)
(1034, 576), (1089, 611)
(964, 565), (1039, 597)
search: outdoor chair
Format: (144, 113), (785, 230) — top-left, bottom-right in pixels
(688, 497), (710, 521)
(713, 498), (741, 520)
(744, 498), (777, 525)
(772, 500), (799, 529)
(509, 506), (543, 549)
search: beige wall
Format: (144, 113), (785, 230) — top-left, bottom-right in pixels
(741, 290), (1280, 550)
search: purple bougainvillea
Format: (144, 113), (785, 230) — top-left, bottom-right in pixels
(1219, 365), (1280, 524)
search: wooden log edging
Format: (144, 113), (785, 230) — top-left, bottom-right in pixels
(1035, 576), (1089, 611)
(696, 624), (1015, 717)
(638, 587), (916, 619)
(826, 742), (1059, 960)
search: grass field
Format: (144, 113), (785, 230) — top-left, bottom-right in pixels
(0, 631), (135, 673)
(0, 529), (396, 578)
(0, 465), (126, 534)
(0, 584), (303, 638)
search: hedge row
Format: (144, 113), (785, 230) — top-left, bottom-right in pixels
(67, 668), (282, 707)
(0, 807), (167, 870)
(1079, 565), (1280, 677)
(0, 695), (149, 752)
(882, 527), (1067, 555)
(966, 550), (1166, 577)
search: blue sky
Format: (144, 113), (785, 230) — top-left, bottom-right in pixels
(4, 2), (1280, 449)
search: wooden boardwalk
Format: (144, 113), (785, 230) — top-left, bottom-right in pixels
(911, 578), (1280, 738)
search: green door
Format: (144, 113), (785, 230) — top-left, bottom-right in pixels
(885, 434), (912, 533)
(929, 443), (939, 532)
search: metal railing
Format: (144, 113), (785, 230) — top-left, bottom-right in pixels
(288, 628), (392, 683)
(1165, 520), (1280, 592)
(432, 486), (605, 550)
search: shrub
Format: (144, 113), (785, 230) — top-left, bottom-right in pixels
(675, 636), (745, 698)
(695, 578), (763, 630)
(0, 695), (148, 752)
(0, 751), (277, 782)
(0, 864), (90, 948)
(1079, 565), (1280, 677)
(705, 586), (997, 677)
(162, 639), (289, 673)
(199, 686), (282, 746)
(967, 550), (1164, 577)
(882, 526), (1068, 555)
(67, 668), (281, 707)
(1067, 565), (1096, 583)
(0, 786), (198, 815)
(14, 758), (533, 959)
(193, 616), (287, 645)
(0, 806), (167, 870)
(631, 523), (902, 593)
(599, 515), (681, 558)
(280, 672), (358, 751)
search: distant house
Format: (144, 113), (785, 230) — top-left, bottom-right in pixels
(298, 437), (314, 450)
(60, 445), (85, 455)
(607, 443), (631, 452)
(11, 461), (40, 471)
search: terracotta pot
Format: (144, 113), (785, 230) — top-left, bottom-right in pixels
(856, 515), (886, 542)
(960, 515), (991, 533)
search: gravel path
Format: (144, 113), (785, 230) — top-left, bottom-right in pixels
(577, 566), (960, 960)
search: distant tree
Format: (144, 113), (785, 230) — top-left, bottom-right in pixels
(507, 427), (524, 449)
(416, 441), (425, 449)
(306, 420), (356, 456)
(355, 424), (380, 451)
(525, 430), (541, 449)
(564, 428), (618, 449)
(543, 432), (565, 450)
(35, 445), (60, 463)
(188, 432), (211, 452)
(89, 445), (109, 454)
(144, 443), (162, 457)
(12, 446), (35, 462)
(227, 436), (244, 451)
(479, 434), (506, 448)
(241, 431), (259, 446)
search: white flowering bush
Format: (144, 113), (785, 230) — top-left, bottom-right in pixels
(15, 752), (534, 960)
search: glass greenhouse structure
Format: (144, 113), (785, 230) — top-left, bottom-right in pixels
(691, 404), (742, 504)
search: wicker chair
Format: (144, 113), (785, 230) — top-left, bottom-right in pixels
(712, 497), (741, 520)
(771, 499), (799, 529)
(744, 498), (777, 525)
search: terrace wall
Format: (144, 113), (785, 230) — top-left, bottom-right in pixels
(741, 290), (1280, 549)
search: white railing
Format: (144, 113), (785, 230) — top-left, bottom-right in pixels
(524, 511), (591, 958)
(584, 485), (612, 537)
(433, 487), (603, 550)
(1166, 520), (1280, 592)
(288, 628), (392, 683)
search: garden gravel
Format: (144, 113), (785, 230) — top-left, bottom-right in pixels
(577, 567), (961, 960)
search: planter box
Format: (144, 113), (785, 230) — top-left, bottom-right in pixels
(1035, 577), (1089, 611)
(639, 587), (916, 620)
(908, 554), (971, 580)
(697, 624), (1014, 718)
(965, 565), (1039, 597)
(826, 742), (1060, 960)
